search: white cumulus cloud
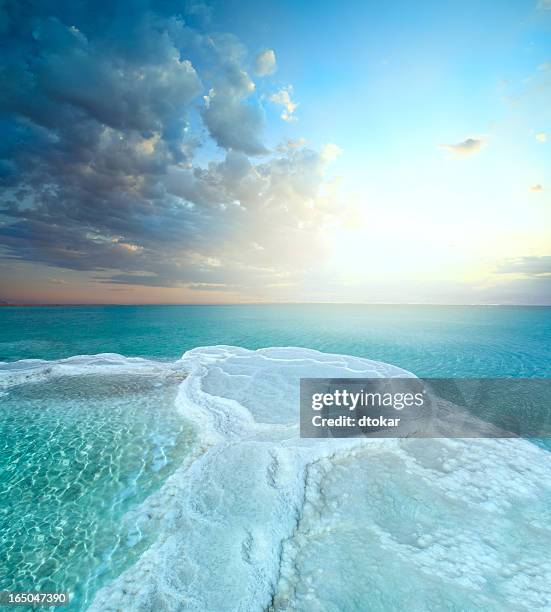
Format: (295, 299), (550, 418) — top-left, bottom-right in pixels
(440, 137), (484, 157)
(254, 49), (276, 76)
(269, 86), (298, 122)
(321, 143), (342, 161)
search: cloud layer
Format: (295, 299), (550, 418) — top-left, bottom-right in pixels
(497, 256), (551, 276)
(0, 0), (346, 293)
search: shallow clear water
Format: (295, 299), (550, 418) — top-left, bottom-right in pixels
(1, 304), (550, 376)
(0, 372), (196, 611)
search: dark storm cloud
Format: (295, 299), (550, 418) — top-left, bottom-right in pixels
(202, 62), (268, 154)
(0, 0), (346, 290)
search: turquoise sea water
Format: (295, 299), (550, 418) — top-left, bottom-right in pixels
(1, 305), (550, 610)
(1, 304), (550, 376)
(0, 369), (195, 610)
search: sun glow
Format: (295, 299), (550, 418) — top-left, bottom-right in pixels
(323, 200), (540, 289)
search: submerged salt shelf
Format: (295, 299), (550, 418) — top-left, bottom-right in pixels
(83, 346), (551, 612)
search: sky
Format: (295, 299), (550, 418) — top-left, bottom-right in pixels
(0, 0), (550, 304)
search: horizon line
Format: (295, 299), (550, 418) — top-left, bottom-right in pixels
(1, 302), (551, 308)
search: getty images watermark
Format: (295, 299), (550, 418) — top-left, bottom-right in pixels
(300, 378), (551, 438)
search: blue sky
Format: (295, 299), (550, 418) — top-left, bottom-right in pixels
(0, 0), (550, 303)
